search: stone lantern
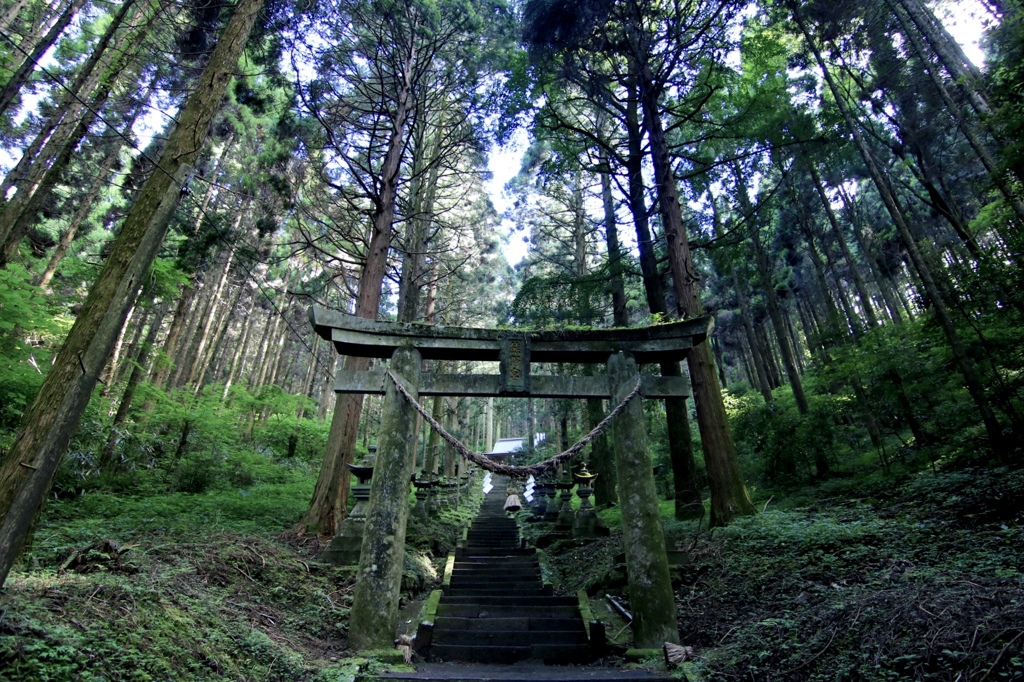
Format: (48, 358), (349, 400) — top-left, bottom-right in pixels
(319, 449), (376, 565)
(572, 463), (601, 538)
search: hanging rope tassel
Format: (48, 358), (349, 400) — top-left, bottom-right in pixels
(385, 368), (643, 478)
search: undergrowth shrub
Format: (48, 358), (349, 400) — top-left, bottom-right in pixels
(731, 388), (849, 486)
(0, 264), (66, 430)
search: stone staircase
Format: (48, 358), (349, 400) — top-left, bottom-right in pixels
(417, 477), (595, 664)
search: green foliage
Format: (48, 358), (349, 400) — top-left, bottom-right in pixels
(1, 432), (352, 678)
(988, 5), (1024, 186)
(723, 309), (1023, 492)
(34, 480), (313, 560)
(71, 380), (330, 497)
(0, 461), (483, 680)
(731, 386), (849, 484)
(0, 264), (67, 428)
(405, 487), (482, 558)
(2, 522), (355, 681)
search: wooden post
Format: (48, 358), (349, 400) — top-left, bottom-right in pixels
(349, 346), (421, 650)
(607, 351), (680, 647)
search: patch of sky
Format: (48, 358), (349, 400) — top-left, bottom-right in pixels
(935, 0), (990, 66)
(485, 126), (529, 265)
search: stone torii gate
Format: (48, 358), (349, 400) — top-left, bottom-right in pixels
(309, 306), (714, 651)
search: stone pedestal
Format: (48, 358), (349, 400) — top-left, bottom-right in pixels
(543, 479), (560, 522)
(426, 482), (441, 516)
(319, 462), (374, 565)
(349, 347), (421, 651)
(554, 475), (576, 531)
(412, 482), (430, 520)
(438, 480), (456, 509)
(529, 481), (549, 521)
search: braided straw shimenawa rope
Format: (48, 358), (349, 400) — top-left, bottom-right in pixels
(385, 369), (643, 478)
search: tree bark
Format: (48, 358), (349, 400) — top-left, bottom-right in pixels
(194, 282), (245, 394)
(0, 0), (34, 37)
(751, 229), (809, 414)
(397, 122), (439, 323)
(623, 81), (702, 519)
(895, 0), (992, 119)
(101, 302), (168, 468)
(186, 233), (241, 386)
(599, 151), (628, 326)
(890, 0), (1024, 226)
(835, 185), (904, 325)
(584, 394), (616, 507)
(807, 163), (879, 328)
(301, 36), (417, 536)
(639, 69), (754, 526)
(222, 294), (255, 401)
(734, 271), (774, 402)
(0, 0), (143, 262)
(111, 303), (147, 388)
(146, 285), (195, 399)
(37, 144), (120, 289)
(249, 309), (279, 390)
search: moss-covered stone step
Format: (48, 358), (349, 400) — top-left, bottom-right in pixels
(449, 570), (540, 580)
(428, 644), (532, 664)
(451, 564), (539, 573)
(451, 569), (539, 578)
(435, 604), (581, 619)
(455, 548), (535, 557)
(429, 643), (592, 664)
(432, 629), (588, 647)
(448, 577), (542, 588)
(432, 616), (582, 631)
(446, 586), (548, 597)
(451, 565), (540, 575)
(453, 553), (534, 559)
(463, 533), (520, 540)
(447, 576), (542, 588)
(464, 534), (519, 542)
(440, 595), (578, 606)
(373, 662), (673, 682)
(462, 541), (519, 548)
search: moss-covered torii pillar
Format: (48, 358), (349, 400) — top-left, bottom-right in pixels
(349, 346), (421, 650)
(607, 351), (680, 648)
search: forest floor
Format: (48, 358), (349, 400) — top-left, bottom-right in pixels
(0, 465), (1022, 681)
(547, 465), (1024, 681)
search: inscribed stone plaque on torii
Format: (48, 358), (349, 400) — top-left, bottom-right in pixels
(308, 306), (714, 399)
(499, 333), (530, 394)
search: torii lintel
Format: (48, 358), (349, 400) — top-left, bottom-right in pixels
(308, 306), (713, 399)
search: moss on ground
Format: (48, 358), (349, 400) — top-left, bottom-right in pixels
(542, 467), (1024, 681)
(0, 477), (480, 681)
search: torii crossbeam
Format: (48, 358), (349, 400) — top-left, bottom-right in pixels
(308, 306), (714, 398)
